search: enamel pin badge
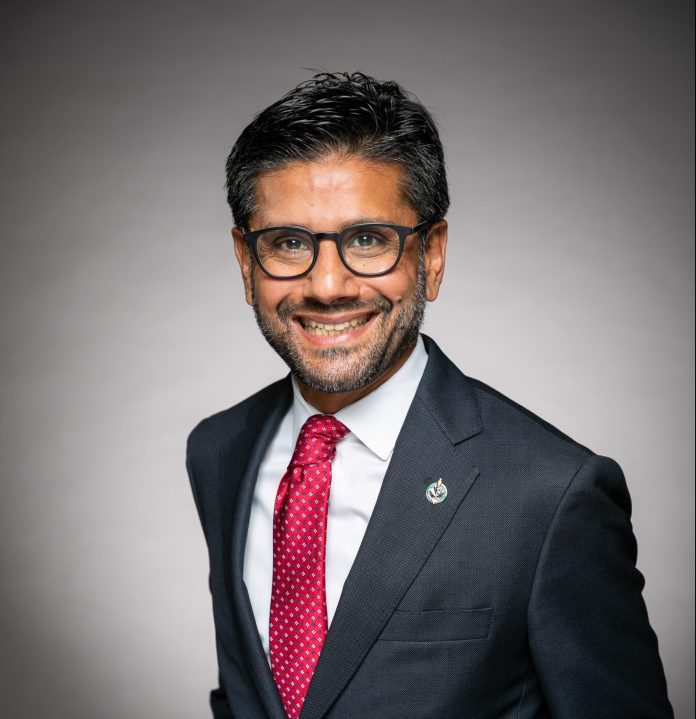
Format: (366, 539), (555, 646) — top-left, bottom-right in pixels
(426, 478), (448, 505)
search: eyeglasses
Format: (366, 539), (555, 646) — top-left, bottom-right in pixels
(243, 220), (434, 279)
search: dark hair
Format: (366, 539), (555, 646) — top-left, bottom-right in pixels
(225, 71), (449, 231)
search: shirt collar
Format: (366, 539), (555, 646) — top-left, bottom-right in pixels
(290, 335), (428, 461)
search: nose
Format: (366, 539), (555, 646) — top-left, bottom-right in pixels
(302, 238), (360, 305)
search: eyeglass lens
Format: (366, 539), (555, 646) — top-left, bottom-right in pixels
(255, 225), (403, 277)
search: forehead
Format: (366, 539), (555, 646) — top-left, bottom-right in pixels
(250, 156), (416, 230)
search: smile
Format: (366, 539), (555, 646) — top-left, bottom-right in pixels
(298, 314), (372, 337)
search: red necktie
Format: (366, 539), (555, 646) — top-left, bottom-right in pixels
(270, 414), (349, 719)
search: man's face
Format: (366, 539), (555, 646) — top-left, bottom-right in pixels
(232, 155), (447, 395)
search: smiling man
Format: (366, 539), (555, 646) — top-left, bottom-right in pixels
(186, 72), (672, 719)
(235, 157), (443, 411)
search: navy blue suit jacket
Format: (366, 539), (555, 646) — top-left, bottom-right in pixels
(186, 336), (672, 718)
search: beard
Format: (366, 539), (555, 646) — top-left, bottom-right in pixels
(250, 260), (427, 394)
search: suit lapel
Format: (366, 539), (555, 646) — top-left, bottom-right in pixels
(220, 378), (293, 719)
(301, 338), (483, 719)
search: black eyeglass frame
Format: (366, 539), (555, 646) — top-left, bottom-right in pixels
(242, 220), (435, 279)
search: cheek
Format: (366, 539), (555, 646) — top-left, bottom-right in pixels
(368, 270), (417, 306)
(254, 278), (299, 314)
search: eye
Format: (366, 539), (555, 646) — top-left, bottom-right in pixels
(345, 231), (388, 249)
(343, 226), (398, 257)
(353, 233), (380, 247)
(266, 232), (312, 254)
(276, 236), (309, 252)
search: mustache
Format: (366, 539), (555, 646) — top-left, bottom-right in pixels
(277, 297), (392, 321)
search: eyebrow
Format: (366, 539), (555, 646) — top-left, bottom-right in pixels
(251, 218), (397, 232)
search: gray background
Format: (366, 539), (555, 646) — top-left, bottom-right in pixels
(1, 1), (693, 717)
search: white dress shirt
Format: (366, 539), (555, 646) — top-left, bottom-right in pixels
(243, 335), (428, 662)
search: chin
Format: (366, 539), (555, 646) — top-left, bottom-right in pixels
(291, 349), (380, 394)
(293, 366), (379, 394)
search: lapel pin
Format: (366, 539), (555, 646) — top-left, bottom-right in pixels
(426, 478), (448, 505)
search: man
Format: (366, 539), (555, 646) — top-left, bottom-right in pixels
(186, 72), (672, 718)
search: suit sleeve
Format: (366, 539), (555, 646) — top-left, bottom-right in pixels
(187, 430), (237, 719)
(528, 454), (673, 718)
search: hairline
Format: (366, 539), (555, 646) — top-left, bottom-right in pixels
(241, 148), (419, 233)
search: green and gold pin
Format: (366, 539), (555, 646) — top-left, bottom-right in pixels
(425, 478), (448, 505)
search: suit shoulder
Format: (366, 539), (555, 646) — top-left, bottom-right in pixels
(464, 376), (628, 513)
(187, 376), (290, 456)
(422, 336), (593, 467)
(467, 375), (594, 464)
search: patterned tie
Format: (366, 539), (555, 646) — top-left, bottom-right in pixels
(270, 414), (349, 719)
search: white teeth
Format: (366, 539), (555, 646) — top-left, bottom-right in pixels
(301, 315), (370, 335)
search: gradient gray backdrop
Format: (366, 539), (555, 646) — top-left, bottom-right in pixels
(1, 1), (693, 717)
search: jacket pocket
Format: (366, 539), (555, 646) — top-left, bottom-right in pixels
(378, 607), (493, 642)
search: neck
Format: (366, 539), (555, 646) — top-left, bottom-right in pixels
(296, 343), (416, 414)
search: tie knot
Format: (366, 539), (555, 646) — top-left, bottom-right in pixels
(288, 414), (349, 468)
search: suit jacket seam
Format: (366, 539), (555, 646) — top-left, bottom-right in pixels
(523, 454), (596, 711)
(515, 664), (535, 719)
(526, 452), (596, 626)
(377, 637), (490, 644)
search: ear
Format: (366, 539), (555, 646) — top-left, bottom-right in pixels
(423, 219), (448, 302)
(232, 227), (254, 306)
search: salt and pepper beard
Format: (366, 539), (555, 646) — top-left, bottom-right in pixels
(250, 257), (427, 394)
